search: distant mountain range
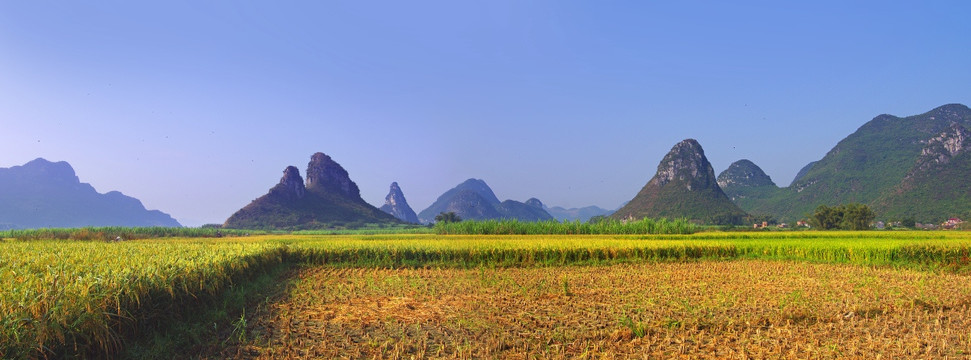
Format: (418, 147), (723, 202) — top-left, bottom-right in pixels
(224, 153), (398, 229)
(720, 103), (971, 223)
(0, 158), (181, 229)
(544, 205), (615, 222)
(223, 103), (971, 227)
(612, 139), (748, 224)
(8, 104), (970, 229)
(417, 179), (553, 223)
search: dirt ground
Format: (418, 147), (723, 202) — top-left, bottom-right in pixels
(209, 260), (971, 359)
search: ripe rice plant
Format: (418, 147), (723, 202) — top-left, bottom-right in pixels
(283, 232), (971, 270)
(0, 237), (286, 358)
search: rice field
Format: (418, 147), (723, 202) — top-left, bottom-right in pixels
(2, 231), (971, 358)
(0, 237), (287, 358)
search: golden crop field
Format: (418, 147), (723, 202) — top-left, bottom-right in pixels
(2, 232), (971, 358)
(0, 237), (287, 358)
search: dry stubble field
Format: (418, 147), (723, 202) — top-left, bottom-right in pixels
(216, 260), (971, 359)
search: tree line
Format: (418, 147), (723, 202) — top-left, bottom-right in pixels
(809, 203), (875, 230)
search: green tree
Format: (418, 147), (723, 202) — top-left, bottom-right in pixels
(810, 203), (875, 230)
(434, 211), (462, 223)
(810, 205), (843, 230)
(900, 217), (916, 228)
(841, 203), (875, 230)
(744, 214), (777, 226)
(710, 213), (745, 226)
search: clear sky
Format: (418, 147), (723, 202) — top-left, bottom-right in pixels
(2, 2), (969, 226)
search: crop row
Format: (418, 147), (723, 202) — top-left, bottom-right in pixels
(283, 233), (971, 270)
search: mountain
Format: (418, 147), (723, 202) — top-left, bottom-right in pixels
(717, 159), (776, 190)
(379, 182), (419, 223)
(501, 198), (555, 222)
(730, 104), (971, 222)
(871, 122), (971, 221)
(224, 153), (398, 229)
(417, 179), (500, 223)
(417, 179), (553, 223)
(525, 198), (544, 209)
(715, 160), (783, 215)
(611, 139), (747, 224)
(544, 205), (615, 222)
(0, 158), (181, 229)
(789, 161), (817, 187)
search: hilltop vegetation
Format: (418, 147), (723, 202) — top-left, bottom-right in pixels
(872, 122), (971, 221)
(722, 104), (971, 223)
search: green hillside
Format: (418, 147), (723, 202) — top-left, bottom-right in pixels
(730, 104), (971, 222)
(613, 139), (747, 224)
(872, 123), (971, 222)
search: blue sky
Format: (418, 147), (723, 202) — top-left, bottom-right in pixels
(2, 1), (969, 226)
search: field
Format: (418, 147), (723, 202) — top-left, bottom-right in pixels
(225, 261), (971, 359)
(2, 232), (971, 358)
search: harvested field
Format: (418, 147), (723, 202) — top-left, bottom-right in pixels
(220, 260), (971, 359)
(5, 232), (971, 357)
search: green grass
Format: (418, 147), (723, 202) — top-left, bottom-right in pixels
(432, 218), (698, 235)
(293, 223), (433, 235)
(282, 232), (971, 270)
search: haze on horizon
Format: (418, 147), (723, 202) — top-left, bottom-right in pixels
(2, 2), (969, 226)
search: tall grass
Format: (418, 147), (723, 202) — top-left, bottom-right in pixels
(0, 237), (286, 358)
(433, 218), (698, 235)
(282, 233), (971, 270)
(294, 223), (433, 235)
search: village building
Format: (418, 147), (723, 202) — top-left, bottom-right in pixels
(942, 218), (963, 229)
